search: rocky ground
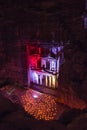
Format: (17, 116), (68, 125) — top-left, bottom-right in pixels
(0, 94), (67, 130)
(0, 86), (87, 130)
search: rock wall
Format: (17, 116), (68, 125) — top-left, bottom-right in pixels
(0, 39), (27, 87)
(58, 43), (87, 109)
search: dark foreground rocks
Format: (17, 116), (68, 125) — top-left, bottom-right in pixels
(0, 94), (67, 130)
(0, 94), (87, 130)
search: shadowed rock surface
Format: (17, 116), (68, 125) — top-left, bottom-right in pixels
(67, 113), (87, 130)
(59, 108), (87, 125)
(0, 93), (87, 130)
(58, 43), (87, 107)
(0, 94), (67, 130)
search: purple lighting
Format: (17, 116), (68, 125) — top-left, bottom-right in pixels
(27, 43), (64, 91)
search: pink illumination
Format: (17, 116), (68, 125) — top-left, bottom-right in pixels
(33, 94), (38, 98)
